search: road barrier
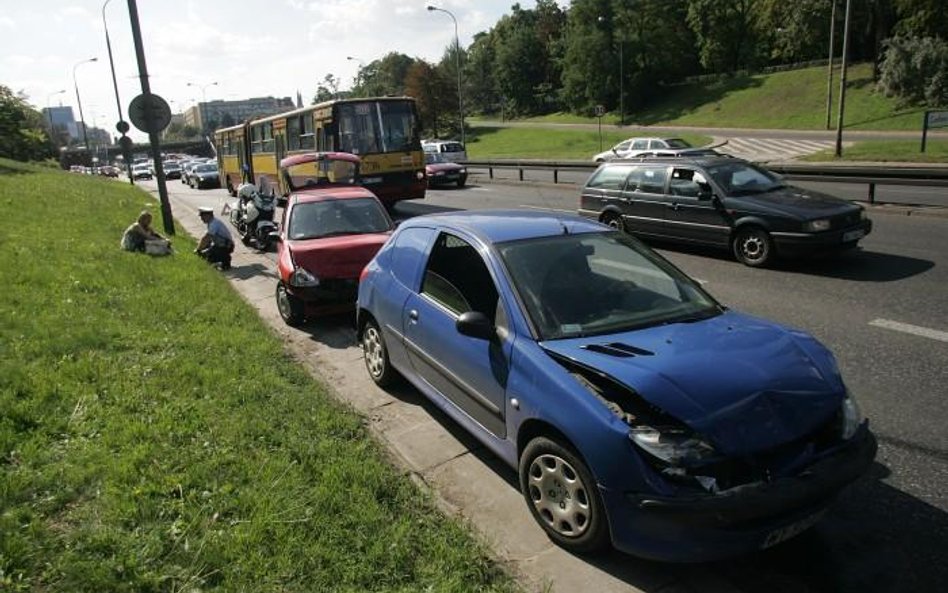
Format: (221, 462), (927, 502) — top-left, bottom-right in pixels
(465, 159), (948, 205)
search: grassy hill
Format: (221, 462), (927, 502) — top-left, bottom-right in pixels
(508, 63), (928, 131)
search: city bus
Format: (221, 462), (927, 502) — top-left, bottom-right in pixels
(214, 96), (426, 206)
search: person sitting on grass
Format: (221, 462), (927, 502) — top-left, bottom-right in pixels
(121, 210), (168, 253)
(195, 207), (234, 270)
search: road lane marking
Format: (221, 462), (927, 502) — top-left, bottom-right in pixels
(869, 319), (948, 343)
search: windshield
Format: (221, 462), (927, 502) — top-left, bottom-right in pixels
(425, 153), (451, 164)
(338, 100), (418, 155)
(497, 232), (722, 340)
(287, 197), (391, 240)
(284, 158), (359, 191)
(194, 164), (217, 173)
(665, 138), (690, 149)
(707, 162), (785, 196)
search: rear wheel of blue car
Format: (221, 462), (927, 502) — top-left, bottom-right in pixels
(362, 318), (396, 387)
(520, 437), (609, 554)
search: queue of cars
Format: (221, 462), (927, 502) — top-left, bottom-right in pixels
(117, 142), (875, 561)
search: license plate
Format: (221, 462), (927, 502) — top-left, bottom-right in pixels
(761, 510), (825, 549)
(842, 229), (865, 242)
(362, 176), (382, 184)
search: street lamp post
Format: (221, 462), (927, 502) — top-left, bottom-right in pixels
(103, 0), (134, 183)
(825, 0), (838, 130)
(834, 0), (852, 157)
(347, 56), (365, 95)
(46, 89), (66, 149)
(187, 81), (218, 135)
(73, 57), (98, 154)
(427, 4), (464, 147)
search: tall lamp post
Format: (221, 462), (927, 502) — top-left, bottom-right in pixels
(347, 56), (365, 95)
(103, 0), (134, 183)
(187, 81), (218, 135)
(73, 57), (98, 153)
(46, 89), (66, 149)
(834, 0), (852, 157)
(824, 0), (838, 130)
(426, 4), (464, 147)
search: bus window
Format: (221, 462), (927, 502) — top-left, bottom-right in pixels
(378, 101), (416, 152)
(338, 102), (379, 155)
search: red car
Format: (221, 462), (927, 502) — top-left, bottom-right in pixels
(275, 152), (395, 326)
(424, 152), (468, 188)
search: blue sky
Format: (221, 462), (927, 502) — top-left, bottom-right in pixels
(1, 0), (567, 140)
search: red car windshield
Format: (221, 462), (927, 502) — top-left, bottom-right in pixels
(287, 197), (391, 240)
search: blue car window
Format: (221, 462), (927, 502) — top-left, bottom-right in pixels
(390, 227), (436, 291)
(422, 233), (498, 320)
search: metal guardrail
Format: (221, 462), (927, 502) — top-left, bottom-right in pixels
(465, 159), (948, 204)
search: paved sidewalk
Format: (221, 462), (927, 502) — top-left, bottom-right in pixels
(169, 195), (747, 593)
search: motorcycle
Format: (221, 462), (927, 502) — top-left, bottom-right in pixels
(227, 183), (278, 251)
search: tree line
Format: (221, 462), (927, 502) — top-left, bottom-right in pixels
(331, 0), (947, 138)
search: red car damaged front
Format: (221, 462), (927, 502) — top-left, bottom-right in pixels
(274, 153), (395, 326)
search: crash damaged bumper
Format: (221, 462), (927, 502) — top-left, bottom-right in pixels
(605, 425), (877, 562)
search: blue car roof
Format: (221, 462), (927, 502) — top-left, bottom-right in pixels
(401, 209), (608, 244)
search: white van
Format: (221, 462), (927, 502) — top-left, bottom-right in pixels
(422, 140), (467, 163)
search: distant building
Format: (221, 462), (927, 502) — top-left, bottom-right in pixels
(183, 96), (295, 132)
(42, 105), (77, 143)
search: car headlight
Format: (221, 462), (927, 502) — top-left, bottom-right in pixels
(459, 168), (466, 174)
(290, 267), (320, 287)
(840, 393), (864, 440)
(629, 425), (717, 466)
(416, 170), (425, 180)
(805, 219), (831, 232)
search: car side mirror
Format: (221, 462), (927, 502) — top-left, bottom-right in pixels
(456, 311), (495, 341)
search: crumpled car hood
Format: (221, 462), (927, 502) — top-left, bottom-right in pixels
(540, 310), (845, 455)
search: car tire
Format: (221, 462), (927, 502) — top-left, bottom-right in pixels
(601, 212), (625, 232)
(362, 317), (397, 387)
(732, 226), (774, 267)
(275, 282), (305, 327)
(519, 436), (610, 554)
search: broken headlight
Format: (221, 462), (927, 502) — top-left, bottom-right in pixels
(629, 425), (717, 466)
(840, 392), (864, 440)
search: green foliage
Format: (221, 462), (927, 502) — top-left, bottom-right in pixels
(0, 159), (518, 592)
(893, 0), (948, 39)
(801, 139), (948, 162)
(353, 52), (416, 98)
(686, 0), (761, 72)
(878, 36), (948, 105)
(0, 85), (54, 162)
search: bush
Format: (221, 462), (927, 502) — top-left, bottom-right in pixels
(878, 36), (948, 106)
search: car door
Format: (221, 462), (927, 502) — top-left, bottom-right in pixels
(662, 167), (731, 246)
(580, 163), (635, 223)
(620, 164), (670, 238)
(402, 231), (511, 438)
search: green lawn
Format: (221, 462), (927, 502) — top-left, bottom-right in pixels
(0, 158), (517, 592)
(477, 63), (928, 132)
(466, 127), (712, 160)
(802, 139), (948, 163)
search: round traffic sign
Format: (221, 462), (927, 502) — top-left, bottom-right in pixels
(119, 136), (134, 152)
(128, 93), (172, 134)
(116, 120), (130, 134)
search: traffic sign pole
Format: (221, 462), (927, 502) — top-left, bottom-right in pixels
(126, 0), (174, 236)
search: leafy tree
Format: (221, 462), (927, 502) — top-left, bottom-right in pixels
(560, 0), (615, 114)
(465, 32), (499, 115)
(878, 35), (948, 105)
(404, 61), (453, 138)
(756, 0), (833, 64)
(493, 6), (549, 115)
(0, 85), (53, 161)
(312, 74), (340, 104)
(893, 0), (948, 39)
(355, 52), (416, 97)
(686, 0), (761, 72)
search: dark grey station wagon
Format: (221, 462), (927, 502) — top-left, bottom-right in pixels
(578, 156), (872, 267)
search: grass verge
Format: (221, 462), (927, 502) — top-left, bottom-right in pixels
(466, 126), (712, 160)
(476, 63), (928, 132)
(0, 158), (517, 592)
(801, 139), (948, 163)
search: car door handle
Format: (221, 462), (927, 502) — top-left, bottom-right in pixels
(408, 309), (419, 322)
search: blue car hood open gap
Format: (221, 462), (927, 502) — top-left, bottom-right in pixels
(540, 311), (844, 455)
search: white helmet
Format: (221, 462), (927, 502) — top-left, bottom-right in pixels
(237, 182), (258, 200)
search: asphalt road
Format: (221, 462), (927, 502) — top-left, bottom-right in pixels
(152, 175), (948, 593)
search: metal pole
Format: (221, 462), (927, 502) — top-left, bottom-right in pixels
(825, 0), (837, 131)
(73, 58), (97, 157)
(428, 6), (464, 147)
(619, 41), (624, 126)
(834, 0), (852, 157)
(127, 0), (174, 235)
(103, 0), (134, 184)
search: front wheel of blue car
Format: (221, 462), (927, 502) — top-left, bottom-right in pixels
(519, 437), (609, 554)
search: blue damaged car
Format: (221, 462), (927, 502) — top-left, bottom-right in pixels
(356, 209), (877, 561)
